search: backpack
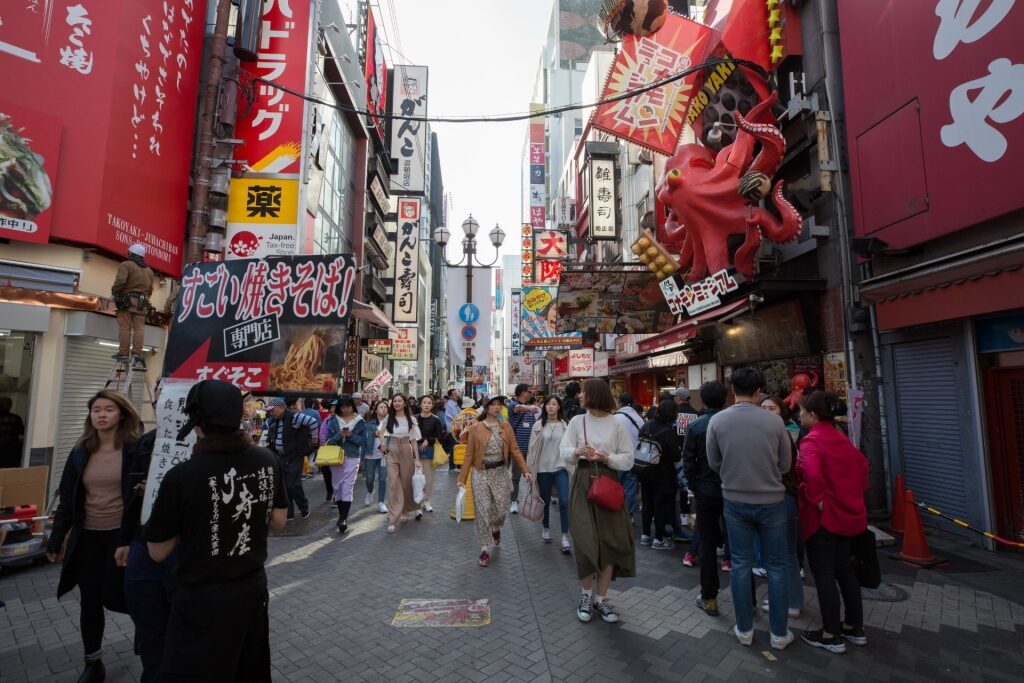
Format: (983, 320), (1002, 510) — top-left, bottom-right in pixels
(633, 435), (663, 470)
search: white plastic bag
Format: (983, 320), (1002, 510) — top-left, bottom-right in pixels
(412, 466), (426, 504)
(455, 487), (466, 523)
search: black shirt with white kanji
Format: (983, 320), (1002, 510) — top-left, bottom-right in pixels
(146, 432), (287, 585)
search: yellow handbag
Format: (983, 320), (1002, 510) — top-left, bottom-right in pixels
(315, 445), (345, 468)
(432, 441), (447, 468)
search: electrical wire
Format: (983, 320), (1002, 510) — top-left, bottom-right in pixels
(251, 56), (772, 124)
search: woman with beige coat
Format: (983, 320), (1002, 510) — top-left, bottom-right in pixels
(458, 396), (532, 567)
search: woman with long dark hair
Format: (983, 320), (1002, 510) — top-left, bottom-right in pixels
(527, 395), (571, 552)
(379, 393), (422, 533)
(559, 378), (636, 624)
(363, 399), (389, 513)
(415, 395), (444, 512)
(47, 389), (144, 682)
(797, 390), (868, 653)
(324, 396), (369, 534)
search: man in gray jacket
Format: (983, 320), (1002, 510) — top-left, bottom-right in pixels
(707, 367), (793, 650)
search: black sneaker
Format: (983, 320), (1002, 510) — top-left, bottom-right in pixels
(577, 594), (593, 623)
(841, 626), (867, 646)
(300, 509), (311, 520)
(695, 595), (719, 617)
(592, 599), (619, 623)
(337, 521), (348, 535)
(801, 629), (847, 653)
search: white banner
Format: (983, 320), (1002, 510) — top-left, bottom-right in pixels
(393, 197), (421, 324)
(141, 380), (198, 524)
(389, 65), (428, 194)
(446, 266), (492, 366)
(364, 369), (393, 394)
(510, 289), (522, 356)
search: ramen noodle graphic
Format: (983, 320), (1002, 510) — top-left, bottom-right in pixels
(269, 330), (337, 392)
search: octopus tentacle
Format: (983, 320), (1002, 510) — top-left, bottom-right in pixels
(764, 180), (802, 244)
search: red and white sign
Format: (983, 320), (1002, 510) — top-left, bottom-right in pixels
(839, 1), (1024, 248)
(364, 6), (389, 145)
(0, 0), (207, 274)
(568, 348), (594, 378)
(537, 260), (562, 285)
(661, 268), (739, 315)
(0, 101), (61, 244)
(521, 224), (534, 286)
(364, 369), (393, 395)
(389, 326), (418, 361)
(534, 230), (568, 259)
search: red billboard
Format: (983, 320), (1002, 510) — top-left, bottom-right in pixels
(0, 101), (61, 245)
(365, 7), (389, 146)
(0, 0), (207, 275)
(234, 0), (312, 174)
(839, 1), (1024, 247)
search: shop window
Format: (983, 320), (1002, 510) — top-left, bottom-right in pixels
(0, 262), (77, 293)
(0, 332), (34, 468)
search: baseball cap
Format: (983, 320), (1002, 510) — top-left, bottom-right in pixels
(352, 392), (363, 399)
(674, 387), (691, 400)
(177, 380), (243, 440)
(266, 397), (286, 409)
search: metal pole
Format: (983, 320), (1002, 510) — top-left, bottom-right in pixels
(185, 0), (232, 266)
(464, 240), (474, 398)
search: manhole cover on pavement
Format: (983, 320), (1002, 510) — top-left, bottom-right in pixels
(391, 599), (491, 628)
(861, 583), (909, 602)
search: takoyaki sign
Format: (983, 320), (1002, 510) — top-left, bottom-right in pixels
(163, 254), (358, 397)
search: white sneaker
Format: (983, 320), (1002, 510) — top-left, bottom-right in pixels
(542, 528), (551, 543)
(771, 630), (795, 650)
(761, 599), (801, 618)
(510, 501), (519, 515)
(679, 514), (691, 527)
(640, 534), (652, 546)
(365, 492), (373, 506)
(651, 539), (676, 550)
(733, 625), (754, 646)
(377, 502), (388, 514)
(752, 567), (767, 578)
(424, 501), (434, 512)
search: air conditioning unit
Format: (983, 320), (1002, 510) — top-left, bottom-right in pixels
(627, 144), (643, 166)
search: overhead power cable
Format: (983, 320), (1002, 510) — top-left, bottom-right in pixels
(251, 57), (772, 124)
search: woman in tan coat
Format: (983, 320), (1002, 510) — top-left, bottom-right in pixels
(458, 396), (532, 566)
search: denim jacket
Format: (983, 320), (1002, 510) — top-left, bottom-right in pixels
(324, 414), (368, 460)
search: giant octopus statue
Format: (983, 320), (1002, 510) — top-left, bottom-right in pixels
(656, 91), (802, 281)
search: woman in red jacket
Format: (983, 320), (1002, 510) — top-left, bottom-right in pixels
(796, 390), (869, 654)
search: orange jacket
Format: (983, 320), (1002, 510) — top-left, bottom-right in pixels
(458, 419), (529, 486)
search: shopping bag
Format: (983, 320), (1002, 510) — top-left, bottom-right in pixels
(412, 466), (426, 504)
(455, 487), (466, 523)
(314, 445), (345, 468)
(302, 456), (310, 474)
(432, 441), (447, 468)
(520, 487), (545, 523)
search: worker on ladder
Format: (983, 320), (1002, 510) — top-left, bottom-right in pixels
(112, 244), (155, 361)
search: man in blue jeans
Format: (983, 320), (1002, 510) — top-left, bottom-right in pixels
(706, 367), (793, 650)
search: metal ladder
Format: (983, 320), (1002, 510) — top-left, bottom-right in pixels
(104, 353), (155, 406)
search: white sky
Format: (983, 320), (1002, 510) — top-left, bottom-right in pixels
(372, 0), (554, 262)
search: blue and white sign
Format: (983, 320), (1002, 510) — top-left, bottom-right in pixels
(458, 303), (480, 324)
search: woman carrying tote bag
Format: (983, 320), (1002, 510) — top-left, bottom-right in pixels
(559, 378), (636, 625)
(526, 396), (571, 553)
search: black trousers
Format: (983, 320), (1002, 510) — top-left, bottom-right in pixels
(321, 465), (334, 499)
(278, 454), (309, 517)
(805, 527), (863, 635)
(159, 571), (271, 682)
(76, 528), (126, 655)
(694, 495), (724, 600)
(639, 470), (674, 541)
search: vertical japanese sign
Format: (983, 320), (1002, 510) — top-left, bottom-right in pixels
(141, 379), (197, 524)
(343, 334), (360, 384)
(0, 0), (207, 274)
(521, 224), (534, 286)
(163, 254), (358, 395)
(537, 260), (563, 285)
(390, 326), (418, 360)
(364, 5), (389, 145)
(225, 177), (300, 258)
(389, 65), (428, 194)
(592, 14), (714, 154)
(529, 102), (546, 230)
(510, 289), (522, 356)
(234, 0), (313, 174)
(590, 159), (616, 239)
(393, 198), (421, 324)
(0, 101), (61, 244)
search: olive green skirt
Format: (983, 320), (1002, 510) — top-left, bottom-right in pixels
(569, 462), (636, 580)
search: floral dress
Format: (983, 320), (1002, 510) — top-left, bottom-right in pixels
(472, 425), (514, 547)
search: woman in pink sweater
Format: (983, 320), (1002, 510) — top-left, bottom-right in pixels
(796, 390), (868, 654)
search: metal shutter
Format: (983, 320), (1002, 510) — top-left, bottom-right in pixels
(892, 337), (968, 521)
(49, 339), (144, 501)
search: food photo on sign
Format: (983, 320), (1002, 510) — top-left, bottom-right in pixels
(0, 102), (60, 243)
(556, 269), (675, 338)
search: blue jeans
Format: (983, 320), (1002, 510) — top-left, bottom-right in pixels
(723, 499), (789, 636)
(536, 470), (570, 533)
(784, 493), (804, 610)
(619, 470), (638, 516)
(363, 457), (387, 503)
(124, 537), (177, 683)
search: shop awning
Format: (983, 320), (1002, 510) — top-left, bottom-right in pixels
(352, 299), (400, 335)
(611, 349), (689, 376)
(638, 297), (752, 355)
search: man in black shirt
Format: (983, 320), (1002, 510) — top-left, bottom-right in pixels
(146, 380), (287, 682)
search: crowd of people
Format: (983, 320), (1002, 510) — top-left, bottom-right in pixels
(41, 366), (870, 681)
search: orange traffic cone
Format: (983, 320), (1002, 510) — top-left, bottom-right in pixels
(898, 490), (943, 567)
(890, 474), (906, 535)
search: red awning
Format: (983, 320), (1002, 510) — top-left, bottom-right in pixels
(638, 298), (751, 355)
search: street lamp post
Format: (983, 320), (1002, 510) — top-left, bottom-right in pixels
(434, 215), (505, 398)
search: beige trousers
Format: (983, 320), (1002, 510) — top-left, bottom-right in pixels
(116, 310), (146, 356)
(386, 439), (420, 525)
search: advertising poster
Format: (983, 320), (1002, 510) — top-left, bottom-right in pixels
(163, 254), (357, 396)
(521, 285), (583, 349)
(823, 351), (848, 402)
(508, 355), (533, 385)
(225, 177), (300, 259)
(393, 197), (421, 324)
(364, 6), (389, 145)
(389, 65), (428, 194)
(361, 350), (384, 380)
(568, 348), (595, 378)
(390, 326), (418, 360)
(556, 269), (676, 336)
(140, 380), (197, 524)
(0, 101), (61, 244)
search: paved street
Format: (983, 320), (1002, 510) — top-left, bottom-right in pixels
(2, 469), (1023, 682)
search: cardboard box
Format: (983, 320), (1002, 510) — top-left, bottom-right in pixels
(0, 466), (49, 513)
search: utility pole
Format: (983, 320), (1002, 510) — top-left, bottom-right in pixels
(184, 0), (233, 267)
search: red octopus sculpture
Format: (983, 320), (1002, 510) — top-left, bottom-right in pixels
(656, 91), (802, 281)
(784, 371), (820, 411)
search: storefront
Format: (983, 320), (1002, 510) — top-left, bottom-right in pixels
(0, 302), (49, 469)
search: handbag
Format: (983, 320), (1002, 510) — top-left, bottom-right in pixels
(582, 416), (625, 512)
(315, 445), (344, 468)
(851, 527), (881, 589)
(520, 482), (546, 522)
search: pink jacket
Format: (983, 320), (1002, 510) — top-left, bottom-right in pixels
(797, 422), (868, 541)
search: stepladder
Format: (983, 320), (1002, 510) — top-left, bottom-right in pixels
(105, 353), (155, 409)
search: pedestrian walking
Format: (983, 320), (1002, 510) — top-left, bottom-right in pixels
(416, 395), (444, 512)
(363, 400), (389, 513)
(379, 394), (423, 533)
(561, 381), (585, 419)
(146, 380), (287, 682)
(612, 393), (643, 520)
(264, 397), (317, 520)
(559, 378), (636, 624)
(353, 392), (370, 417)
(444, 389), (462, 468)
(506, 384), (541, 514)
(706, 367), (794, 650)
(527, 396), (571, 552)
(458, 395), (532, 567)
(47, 389), (143, 683)
(758, 394), (804, 619)
(324, 396), (369, 534)
(684, 381), (729, 617)
(797, 390), (869, 653)
(636, 399), (681, 550)
(317, 399), (336, 503)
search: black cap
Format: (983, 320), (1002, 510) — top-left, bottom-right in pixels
(177, 380), (243, 440)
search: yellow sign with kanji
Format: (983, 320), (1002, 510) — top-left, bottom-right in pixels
(227, 178), (299, 225)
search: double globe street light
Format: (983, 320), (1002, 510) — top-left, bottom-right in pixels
(434, 215), (505, 397)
